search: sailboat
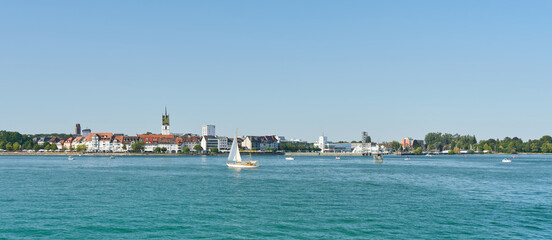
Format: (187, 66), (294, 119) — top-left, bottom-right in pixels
(226, 130), (259, 168)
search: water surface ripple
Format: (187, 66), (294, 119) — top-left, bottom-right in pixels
(0, 154), (550, 239)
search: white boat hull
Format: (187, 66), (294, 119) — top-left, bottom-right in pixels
(285, 157), (294, 160)
(226, 162), (259, 168)
(502, 159), (511, 163)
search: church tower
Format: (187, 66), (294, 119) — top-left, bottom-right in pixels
(162, 106), (170, 135)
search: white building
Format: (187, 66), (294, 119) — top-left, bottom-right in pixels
(315, 135), (351, 153)
(217, 137), (231, 152)
(202, 125), (215, 137)
(242, 136), (279, 151)
(318, 136), (327, 152)
(139, 134), (179, 153)
(201, 135), (219, 151)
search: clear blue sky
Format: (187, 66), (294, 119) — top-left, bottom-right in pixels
(1, 1), (551, 142)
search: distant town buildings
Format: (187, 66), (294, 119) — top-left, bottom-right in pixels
(202, 125), (215, 137)
(25, 107), (408, 155)
(242, 136), (279, 151)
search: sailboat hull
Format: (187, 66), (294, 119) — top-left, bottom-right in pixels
(226, 162), (259, 168)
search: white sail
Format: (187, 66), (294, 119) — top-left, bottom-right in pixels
(234, 142), (241, 162)
(227, 131), (242, 162)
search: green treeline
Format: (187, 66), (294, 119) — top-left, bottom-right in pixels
(425, 132), (552, 154)
(279, 142), (320, 152)
(0, 130), (58, 151)
(425, 133), (477, 151)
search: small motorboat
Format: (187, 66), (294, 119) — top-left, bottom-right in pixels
(110, 155), (115, 159)
(404, 157), (410, 161)
(68, 156), (74, 160)
(285, 157), (295, 161)
(502, 158), (511, 163)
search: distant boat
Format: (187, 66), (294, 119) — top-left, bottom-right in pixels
(68, 156), (74, 160)
(285, 157), (295, 161)
(226, 130), (259, 168)
(426, 154), (432, 157)
(335, 156), (341, 160)
(502, 158), (511, 163)
(110, 155), (115, 159)
(404, 157), (410, 161)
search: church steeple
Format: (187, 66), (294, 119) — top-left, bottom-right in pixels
(162, 106), (170, 135)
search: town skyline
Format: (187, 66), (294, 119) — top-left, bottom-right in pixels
(1, 1), (551, 142)
(3, 105), (550, 143)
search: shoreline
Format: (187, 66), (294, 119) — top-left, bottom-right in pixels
(0, 152), (547, 156)
(0, 151), (285, 156)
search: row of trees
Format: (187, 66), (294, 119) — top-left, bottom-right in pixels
(0, 131), (84, 152)
(477, 136), (552, 154)
(424, 132), (552, 154)
(0, 131), (36, 151)
(279, 142), (320, 152)
(425, 132), (477, 152)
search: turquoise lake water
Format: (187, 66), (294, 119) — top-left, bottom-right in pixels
(0, 154), (550, 239)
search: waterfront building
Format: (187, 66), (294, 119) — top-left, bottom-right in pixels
(122, 136), (141, 151)
(401, 138), (413, 149)
(36, 137), (51, 146)
(71, 136), (85, 149)
(242, 136), (279, 151)
(85, 133), (114, 152)
(162, 107), (170, 135)
(315, 135), (352, 153)
(178, 134), (201, 151)
(138, 134), (178, 153)
(56, 140), (65, 150)
(318, 136), (327, 152)
(64, 137), (74, 149)
(49, 137), (62, 145)
(202, 125), (215, 137)
(217, 136), (231, 152)
(201, 135), (219, 151)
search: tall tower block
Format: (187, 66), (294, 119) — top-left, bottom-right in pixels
(162, 107), (170, 135)
(75, 123), (81, 135)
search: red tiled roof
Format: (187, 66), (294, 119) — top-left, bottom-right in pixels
(138, 134), (176, 145)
